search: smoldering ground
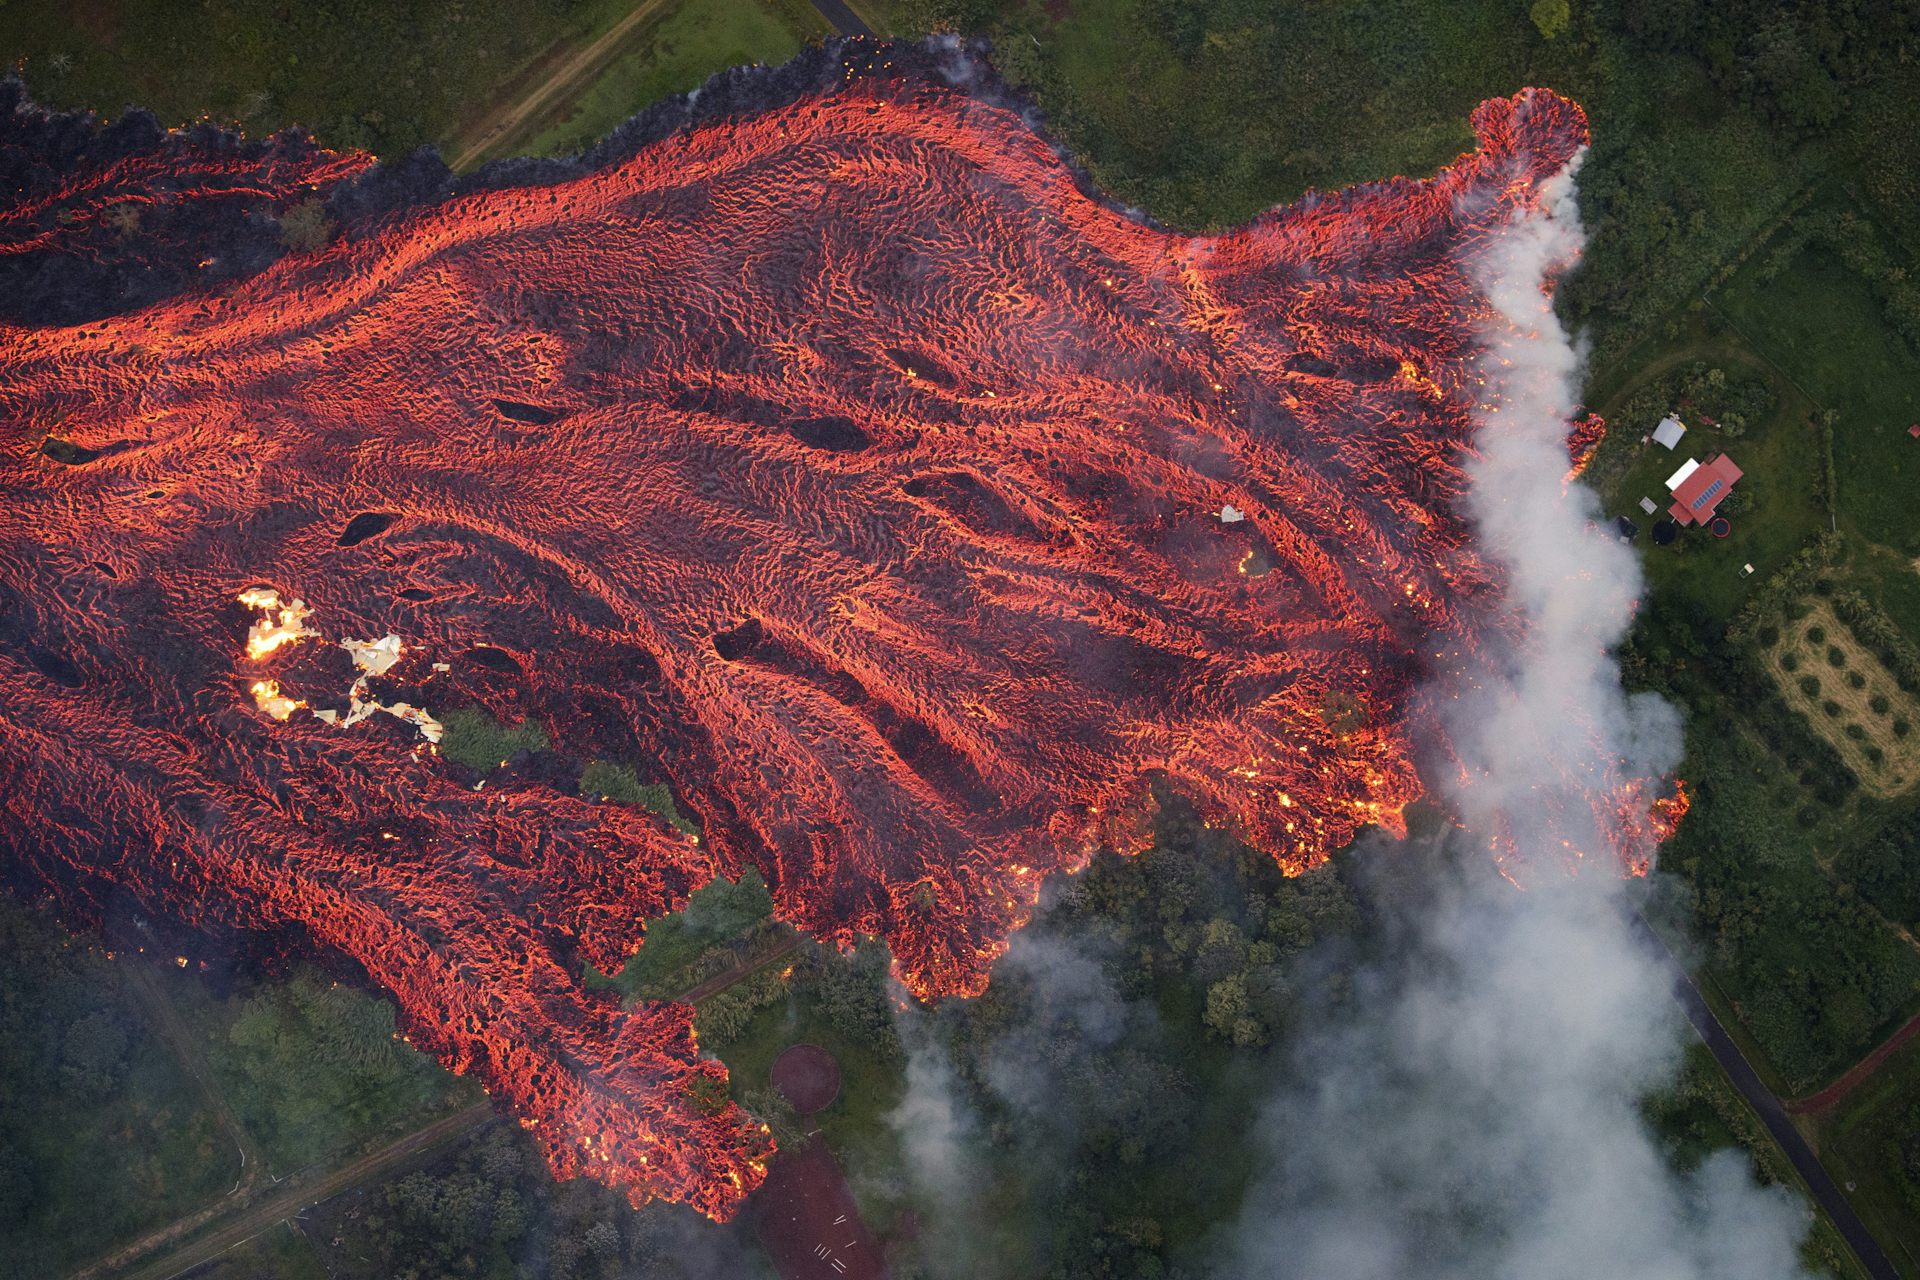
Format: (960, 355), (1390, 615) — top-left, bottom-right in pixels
(878, 142), (1819, 1280)
(1210, 144), (1815, 1280)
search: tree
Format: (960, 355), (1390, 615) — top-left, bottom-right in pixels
(1531, 0), (1571, 40)
(280, 200), (336, 253)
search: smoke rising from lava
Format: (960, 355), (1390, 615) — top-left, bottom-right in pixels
(1212, 152), (1814, 1280)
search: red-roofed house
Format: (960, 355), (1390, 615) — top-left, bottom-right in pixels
(1668, 453), (1743, 527)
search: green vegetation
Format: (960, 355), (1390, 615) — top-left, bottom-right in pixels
(1812, 1032), (1920, 1278)
(298, 1124), (773, 1280)
(517, 0), (826, 158)
(586, 868), (779, 1001)
(194, 1224), (330, 1280)
(705, 808), (1367, 1276)
(580, 758), (698, 836)
(437, 705), (550, 771)
(2, 0), (600, 154)
(0, 897), (235, 1275)
(185, 967), (475, 1173)
(1645, 1044), (1870, 1279)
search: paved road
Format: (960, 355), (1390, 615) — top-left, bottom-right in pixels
(807, 0), (873, 37)
(1632, 913), (1901, 1280)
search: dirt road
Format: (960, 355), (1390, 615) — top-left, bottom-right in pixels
(448, 0), (684, 170)
(107, 1101), (497, 1280)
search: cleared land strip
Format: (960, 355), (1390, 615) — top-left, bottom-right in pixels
(449, 0), (683, 169)
(106, 1101), (499, 1280)
(1788, 1008), (1920, 1116)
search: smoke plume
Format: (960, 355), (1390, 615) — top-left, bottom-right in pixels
(1212, 150), (1816, 1278)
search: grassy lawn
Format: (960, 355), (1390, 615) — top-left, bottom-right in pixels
(175, 967), (476, 1176)
(516, 0), (826, 160)
(1596, 343), (1824, 625)
(0, 898), (238, 1275)
(1712, 205), (1920, 573)
(1816, 1032), (1920, 1278)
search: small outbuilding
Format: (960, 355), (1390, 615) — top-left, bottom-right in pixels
(1652, 416), (1687, 450)
(1615, 516), (1641, 542)
(1639, 497), (1658, 515)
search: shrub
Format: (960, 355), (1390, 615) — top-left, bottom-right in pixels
(1828, 645), (1846, 668)
(1758, 624), (1781, 648)
(1896, 718), (1912, 738)
(1848, 671), (1867, 689)
(1824, 700), (1843, 717)
(1808, 625), (1827, 644)
(1865, 745), (1885, 766)
(1800, 675), (1821, 697)
(1782, 651), (1801, 672)
(1845, 723), (1867, 740)
(1871, 694), (1892, 714)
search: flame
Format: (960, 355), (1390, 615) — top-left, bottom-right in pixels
(0, 46), (1614, 1221)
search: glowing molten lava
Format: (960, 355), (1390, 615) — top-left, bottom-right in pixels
(0, 44), (1598, 1217)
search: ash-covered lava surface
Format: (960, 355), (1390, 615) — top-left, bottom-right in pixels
(0, 39), (1591, 1218)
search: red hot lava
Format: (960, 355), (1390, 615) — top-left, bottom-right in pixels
(0, 45), (1592, 1218)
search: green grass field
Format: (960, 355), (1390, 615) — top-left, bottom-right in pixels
(1597, 343), (1824, 624)
(1714, 228), (1920, 560)
(517, 0), (825, 159)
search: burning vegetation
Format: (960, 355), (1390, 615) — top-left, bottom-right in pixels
(0, 43), (1605, 1218)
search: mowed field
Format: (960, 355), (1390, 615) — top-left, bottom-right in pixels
(1765, 602), (1920, 798)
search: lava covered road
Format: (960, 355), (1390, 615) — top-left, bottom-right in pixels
(0, 41), (1620, 1217)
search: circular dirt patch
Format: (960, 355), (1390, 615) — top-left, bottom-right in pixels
(771, 1042), (841, 1115)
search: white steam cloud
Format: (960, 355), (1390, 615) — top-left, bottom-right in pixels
(1214, 150), (1815, 1279)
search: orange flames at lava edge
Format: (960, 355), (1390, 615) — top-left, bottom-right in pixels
(0, 61), (1687, 1220)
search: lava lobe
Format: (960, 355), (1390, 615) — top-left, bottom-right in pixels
(0, 42), (1587, 1217)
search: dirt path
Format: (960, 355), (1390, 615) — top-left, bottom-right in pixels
(65, 964), (273, 1280)
(1789, 1007), (1920, 1117)
(105, 1100), (498, 1280)
(448, 0), (683, 170)
(126, 961), (267, 1190)
(671, 933), (803, 1005)
(74, 935), (801, 1279)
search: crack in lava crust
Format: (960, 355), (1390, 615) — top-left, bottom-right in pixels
(0, 44), (1588, 1218)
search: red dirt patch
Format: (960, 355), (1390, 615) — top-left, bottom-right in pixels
(771, 1042), (842, 1115)
(753, 1142), (888, 1280)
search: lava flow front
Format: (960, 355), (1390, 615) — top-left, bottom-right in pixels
(0, 43), (1592, 1218)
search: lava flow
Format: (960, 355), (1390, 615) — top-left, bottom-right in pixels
(0, 42), (1595, 1217)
